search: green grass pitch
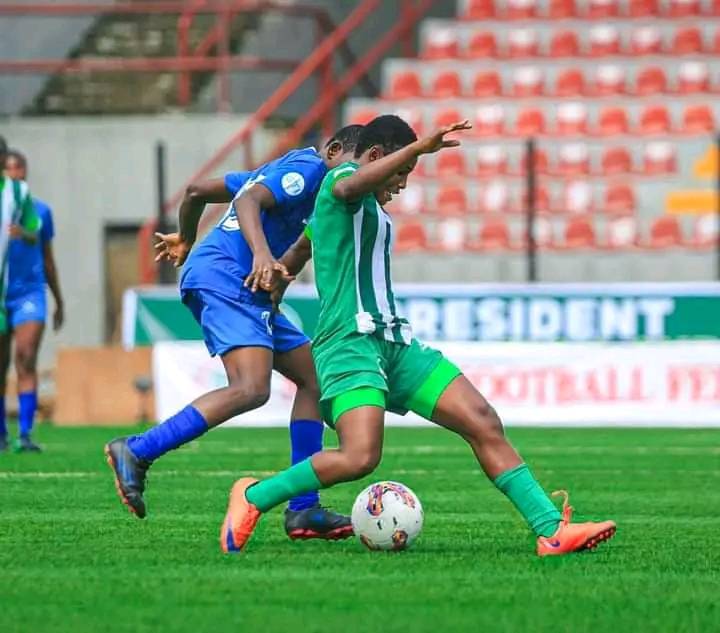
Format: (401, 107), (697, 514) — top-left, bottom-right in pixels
(1, 425), (718, 633)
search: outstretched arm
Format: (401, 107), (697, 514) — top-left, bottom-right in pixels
(333, 121), (472, 202)
(42, 241), (64, 331)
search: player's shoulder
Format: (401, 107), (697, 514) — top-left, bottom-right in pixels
(275, 147), (325, 172)
(32, 198), (52, 216)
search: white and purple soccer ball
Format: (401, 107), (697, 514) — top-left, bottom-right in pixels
(351, 481), (423, 551)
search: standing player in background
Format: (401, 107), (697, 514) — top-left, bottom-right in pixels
(219, 115), (616, 557)
(105, 126), (363, 541)
(0, 149), (43, 452)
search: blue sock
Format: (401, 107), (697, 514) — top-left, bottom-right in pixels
(0, 396), (6, 437)
(287, 419), (324, 511)
(18, 391), (38, 438)
(127, 405), (208, 461)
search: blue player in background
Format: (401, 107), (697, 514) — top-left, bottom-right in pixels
(0, 149), (64, 452)
(105, 125), (363, 541)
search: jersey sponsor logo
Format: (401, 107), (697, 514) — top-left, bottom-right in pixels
(261, 311), (273, 336)
(219, 175), (267, 231)
(281, 172), (305, 197)
(21, 300), (37, 314)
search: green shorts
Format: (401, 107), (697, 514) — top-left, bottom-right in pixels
(312, 332), (461, 426)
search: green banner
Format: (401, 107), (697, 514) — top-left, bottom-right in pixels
(123, 283), (720, 347)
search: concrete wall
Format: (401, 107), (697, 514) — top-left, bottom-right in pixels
(0, 115), (277, 367)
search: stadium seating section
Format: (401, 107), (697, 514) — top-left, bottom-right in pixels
(345, 0), (720, 255)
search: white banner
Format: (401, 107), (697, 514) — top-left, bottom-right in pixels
(153, 341), (720, 427)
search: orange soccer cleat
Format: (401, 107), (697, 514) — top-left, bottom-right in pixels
(220, 477), (262, 553)
(536, 490), (616, 557)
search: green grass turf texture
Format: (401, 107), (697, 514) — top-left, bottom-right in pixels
(0, 425), (718, 633)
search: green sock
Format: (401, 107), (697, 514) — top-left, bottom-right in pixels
(245, 458), (323, 513)
(493, 463), (561, 538)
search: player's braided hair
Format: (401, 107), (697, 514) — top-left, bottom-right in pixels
(353, 115), (417, 158)
(326, 124), (364, 153)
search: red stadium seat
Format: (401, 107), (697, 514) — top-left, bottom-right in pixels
(476, 145), (509, 176)
(348, 108), (378, 126)
(520, 185), (551, 214)
(532, 216), (556, 249)
(677, 61), (710, 93)
(474, 104), (506, 136)
(671, 26), (703, 54)
(556, 102), (588, 135)
(477, 218), (513, 250)
(429, 70), (463, 98)
(628, 0), (658, 16)
(472, 70), (503, 97)
(555, 68), (586, 96)
(506, 0), (538, 19)
(507, 28), (539, 57)
(435, 185), (469, 216)
(561, 180), (595, 214)
(388, 70), (422, 100)
(392, 106), (424, 135)
(707, 0), (720, 15)
(555, 143), (590, 176)
(635, 67), (668, 96)
(435, 218), (468, 252)
(548, 0), (577, 18)
(435, 150), (467, 177)
(601, 146), (633, 175)
(639, 105), (671, 134)
(598, 106), (630, 135)
(511, 66), (544, 97)
(682, 104), (715, 133)
(630, 26), (662, 55)
(589, 25), (621, 56)
(467, 31), (498, 58)
(423, 27), (459, 59)
(588, 0), (619, 18)
(564, 216), (597, 249)
(606, 216), (639, 249)
(386, 183), (426, 216)
(549, 30), (580, 57)
(434, 107), (464, 130)
(519, 147), (549, 174)
(478, 180), (512, 213)
(604, 183), (636, 215)
(464, 0), (496, 19)
(515, 107), (546, 136)
(712, 27), (720, 54)
(692, 214), (719, 248)
(648, 216), (684, 248)
(667, 0), (700, 17)
(592, 64), (626, 95)
(395, 221), (428, 252)
(643, 141), (676, 174)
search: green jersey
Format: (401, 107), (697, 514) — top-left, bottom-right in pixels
(310, 162), (411, 347)
(0, 177), (41, 302)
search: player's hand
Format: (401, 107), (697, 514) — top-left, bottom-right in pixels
(9, 224), (23, 239)
(53, 301), (65, 332)
(270, 279), (291, 313)
(154, 232), (191, 267)
(415, 120), (472, 155)
(245, 253), (292, 293)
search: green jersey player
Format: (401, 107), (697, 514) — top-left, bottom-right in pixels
(218, 115), (616, 557)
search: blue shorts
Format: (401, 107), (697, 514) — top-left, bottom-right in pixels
(181, 288), (309, 357)
(6, 290), (47, 329)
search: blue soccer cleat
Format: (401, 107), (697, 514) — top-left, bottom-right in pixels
(104, 438), (151, 519)
(284, 504), (354, 540)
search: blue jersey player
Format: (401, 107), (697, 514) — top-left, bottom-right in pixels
(0, 150), (64, 453)
(105, 125), (363, 541)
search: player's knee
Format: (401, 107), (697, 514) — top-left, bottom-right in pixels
(347, 447), (381, 479)
(226, 380), (271, 412)
(14, 347), (37, 376)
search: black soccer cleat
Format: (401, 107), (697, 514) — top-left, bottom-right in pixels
(0, 435), (9, 452)
(104, 438), (151, 519)
(15, 436), (42, 452)
(284, 504), (354, 540)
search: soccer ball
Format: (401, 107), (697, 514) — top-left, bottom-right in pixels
(351, 481), (423, 551)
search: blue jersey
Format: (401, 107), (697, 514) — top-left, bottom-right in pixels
(7, 198), (54, 300)
(180, 147), (327, 306)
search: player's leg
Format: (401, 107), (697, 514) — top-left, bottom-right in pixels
(7, 291), (46, 452)
(272, 331), (353, 539)
(399, 345), (615, 555)
(221, 397), (385, 553)
(0, 329), (11, 451)
(105, 290), (275, 518)
(12, 320), (45, 451)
